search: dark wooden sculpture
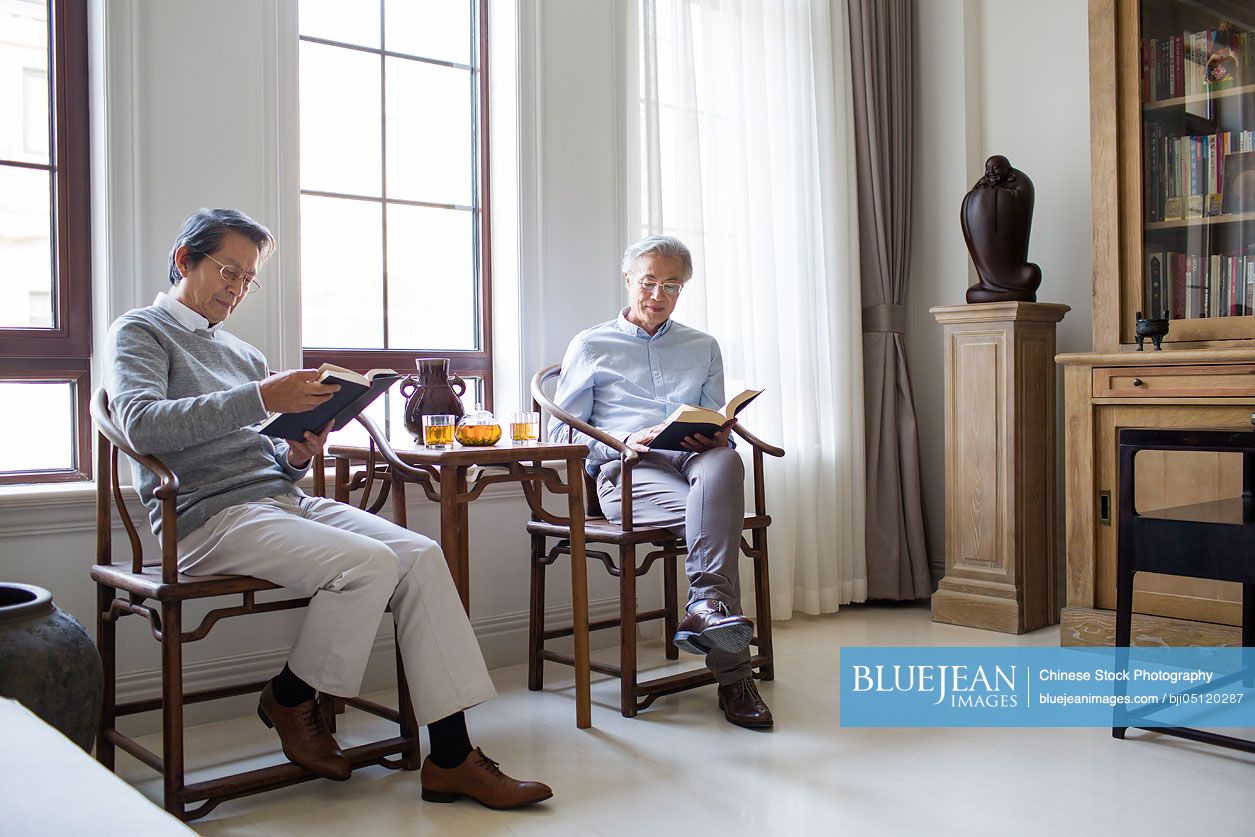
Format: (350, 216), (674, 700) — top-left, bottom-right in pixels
(962, 155), (1043, 303)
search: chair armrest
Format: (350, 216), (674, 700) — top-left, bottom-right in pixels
(530, 365), (639, 468)
(733, 423), (785, 458)
(90, 390), (180, 500)
(354, 414), (439, 484)
(91, 388), (182, 581)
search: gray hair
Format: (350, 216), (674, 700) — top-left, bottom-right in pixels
(168, 208), (275, 285)
(620, 235), (693, 282)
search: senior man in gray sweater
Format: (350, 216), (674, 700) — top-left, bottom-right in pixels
(104, 208), (549, 811)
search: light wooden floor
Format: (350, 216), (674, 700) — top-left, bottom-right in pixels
(117, 604), (1255, 836)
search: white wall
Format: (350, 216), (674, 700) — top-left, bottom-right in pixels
(909, 0), (1093, 588)
(0, 0), (640, 732)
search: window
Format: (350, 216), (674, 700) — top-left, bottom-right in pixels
(297, 0), (493, 422)
(0, 0), (91, 485)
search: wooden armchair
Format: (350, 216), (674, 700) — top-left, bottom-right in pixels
(526, 364), (783, 717)
(90, 389), (421, 821)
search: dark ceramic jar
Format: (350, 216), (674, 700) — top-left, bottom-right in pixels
(0, 583), (102, 750)
(401, 358), (467, 436)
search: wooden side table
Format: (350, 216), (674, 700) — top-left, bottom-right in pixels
(326, 430), (594, 729)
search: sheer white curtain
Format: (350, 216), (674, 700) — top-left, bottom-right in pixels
(637, 0), (866, 616)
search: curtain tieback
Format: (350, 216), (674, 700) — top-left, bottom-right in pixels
(862, 303), (907, 334)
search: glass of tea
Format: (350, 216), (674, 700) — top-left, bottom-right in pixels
(510, 411), (540, 445)
(421, 414), (456, 450)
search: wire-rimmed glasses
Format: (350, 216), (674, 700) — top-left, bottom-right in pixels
(199, 252), (262, 295)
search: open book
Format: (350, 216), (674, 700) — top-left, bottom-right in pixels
(646, 388), (764, 451)
(258, 364), (400, 441)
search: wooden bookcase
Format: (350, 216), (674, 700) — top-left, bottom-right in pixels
(1057, 0), (1255, 646)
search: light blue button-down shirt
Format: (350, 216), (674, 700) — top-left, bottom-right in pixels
(551, 309), (725, 474)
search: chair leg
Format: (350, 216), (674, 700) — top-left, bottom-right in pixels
(1114, 570), (1135, 648)
(528, 534), (547, 691)
(619, 545), (638, 717)
(394, 626), (422, 770)
(95, 584), (116, 770)
(1112, 561), (1135, 739)
(1243, 583), (1253, 689)
(663, 548), (679, 661)
(161, 602), (186, 819)
(752, 527), (775, 681)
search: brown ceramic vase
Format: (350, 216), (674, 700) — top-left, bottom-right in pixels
(402, 358), (467, 436)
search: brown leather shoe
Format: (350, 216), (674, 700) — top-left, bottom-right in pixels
(257, 683), (351, 781)
(673, 598), (753, 655)
(718, 677), (774, 729)
(421, 748), (553, 810)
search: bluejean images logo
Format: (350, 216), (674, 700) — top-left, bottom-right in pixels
(839, 647), (1255, 728)
(850, 661), (1019, 708)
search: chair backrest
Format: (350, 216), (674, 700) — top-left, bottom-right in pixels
(531, 365), (603, 519)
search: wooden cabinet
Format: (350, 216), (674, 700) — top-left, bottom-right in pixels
(1059, 0), (1255, 645)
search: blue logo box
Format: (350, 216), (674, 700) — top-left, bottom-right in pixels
(838, 646), (1255, 728)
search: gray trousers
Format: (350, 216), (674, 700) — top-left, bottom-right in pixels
(596, 446), (751, 685)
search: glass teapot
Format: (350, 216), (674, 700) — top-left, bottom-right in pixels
(455, 404), (502, 447)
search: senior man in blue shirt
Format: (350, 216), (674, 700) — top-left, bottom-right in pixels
(551, 235), (771, 729)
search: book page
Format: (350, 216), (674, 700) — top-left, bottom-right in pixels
(722, 388), (764, 420)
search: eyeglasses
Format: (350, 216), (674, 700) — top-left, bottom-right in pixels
(633, 276), (684, 296)
(198, 252), (261, 294)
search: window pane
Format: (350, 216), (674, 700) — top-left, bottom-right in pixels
(1, 0), (49, 166)
(0, 166), (53, 328)
(386, 204), (476, 350)
(385, 57), (472, 206)
(0, 381), (74, 472)
(300, 195), (383, 348)
(300, 41), (382, 197)
(23, 69), (48, 158)
(298, 0), (380, 49)
(385, 0), (470, 66)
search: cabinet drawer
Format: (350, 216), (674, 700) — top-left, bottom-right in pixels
(1093, 365), (1255, 398)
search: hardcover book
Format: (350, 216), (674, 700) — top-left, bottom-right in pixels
(646, 389), (764, 451)
(258, 364), (400, 441)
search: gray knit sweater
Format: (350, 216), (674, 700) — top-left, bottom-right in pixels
(104, 298), (307, 539)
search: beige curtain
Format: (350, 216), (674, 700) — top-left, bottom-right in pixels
(847, 0), (930, 600)
(638, 0), (868, 615)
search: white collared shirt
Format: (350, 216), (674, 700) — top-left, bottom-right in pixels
(152, 292), (223, 336)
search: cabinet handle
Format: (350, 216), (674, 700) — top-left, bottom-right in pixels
(1131, 378), (1143, 387)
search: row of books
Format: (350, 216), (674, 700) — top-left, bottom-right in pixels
(1145, 249), (1255, 320)
(1142, 127), (1255, 221)
(1141, 28), (1253, 103)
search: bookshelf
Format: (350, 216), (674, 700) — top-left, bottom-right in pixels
(1142, 81), (1255, 112)
(1131, 1), (1255, 342)
(1055, 0), (1255, 649)
(1144, 209), (1255, 229)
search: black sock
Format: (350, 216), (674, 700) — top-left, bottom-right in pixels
(271, 664), (316, 708)
(427, 711), (472, 769)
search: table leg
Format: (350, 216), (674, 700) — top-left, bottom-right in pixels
(566, 457), (591, 729)
(440, 465), (470, 614)
(334, 456), (350, 504)
(457, 468), (470, 613)
(391, 472), (408, 528)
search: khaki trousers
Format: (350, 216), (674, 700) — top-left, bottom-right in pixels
(596, 446), (751, 685)
(177, 495), (497, 726)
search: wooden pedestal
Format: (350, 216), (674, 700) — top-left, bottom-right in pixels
(929, 302), (1069, 633)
